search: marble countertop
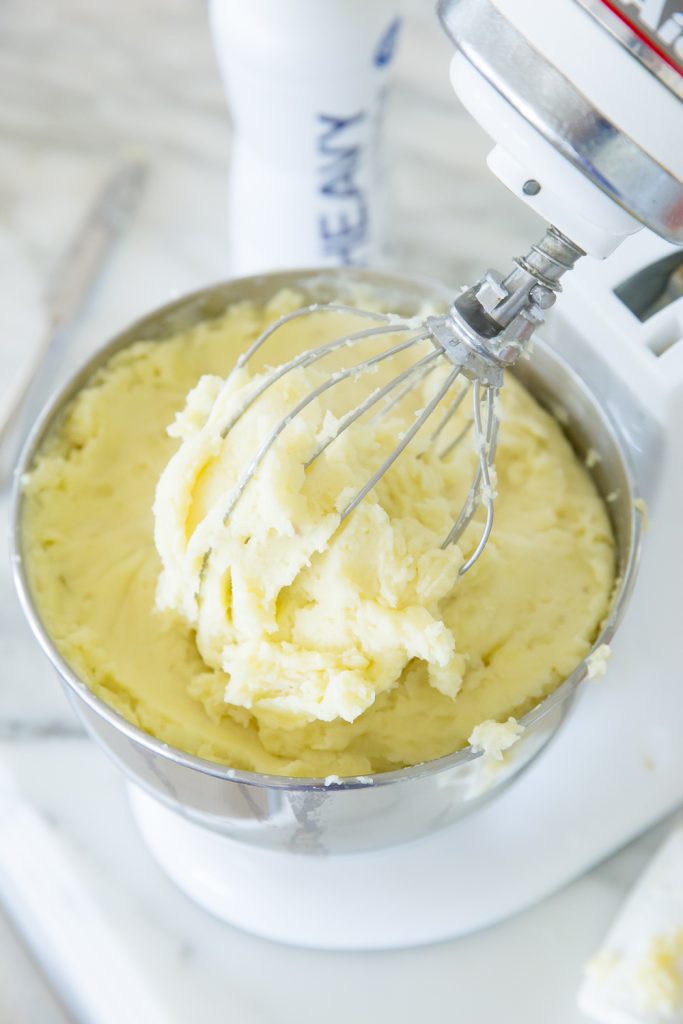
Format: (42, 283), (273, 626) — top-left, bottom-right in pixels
(1, 1), (679, 1021)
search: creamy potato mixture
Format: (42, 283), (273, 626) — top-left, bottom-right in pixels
(22, 291), (615, 777)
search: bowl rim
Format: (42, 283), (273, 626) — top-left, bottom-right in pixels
(10, 267), (643, 792)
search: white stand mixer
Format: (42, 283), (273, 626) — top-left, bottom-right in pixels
(9, 0), (681, 952)
(130, 0), (683, 948)
(130, 228), (683, 948)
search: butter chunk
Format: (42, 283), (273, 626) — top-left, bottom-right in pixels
(468, 717), (524, 760)
(586, 644), (612, 681)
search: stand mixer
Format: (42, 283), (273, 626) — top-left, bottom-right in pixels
(128, 222), (683, 948)
(12, 0), (683, 948)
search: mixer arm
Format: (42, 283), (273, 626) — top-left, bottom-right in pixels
(437, 0), (683, 258)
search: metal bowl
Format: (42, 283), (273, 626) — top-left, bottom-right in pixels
(10, 268), (641, 855)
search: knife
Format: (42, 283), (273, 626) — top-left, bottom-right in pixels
(0, 159), (147, 482)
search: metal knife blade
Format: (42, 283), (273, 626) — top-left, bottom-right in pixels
(0, 159), (147, 481)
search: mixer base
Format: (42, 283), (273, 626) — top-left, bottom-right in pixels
(129, 629), (683, 950)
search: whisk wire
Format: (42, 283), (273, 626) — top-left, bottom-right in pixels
(219, 321), (424, 440)
(441, 380), (499, 573)
(233, 303), (397, 375)
(305, 344), (440, 469)
(439, 417), (473, 459)
(220, 331), (432, 526)
(459, 383), (498, 574)
(340, 366), (462, 523)
(371, 360), (439, 423)
(430, 383), (469, 444)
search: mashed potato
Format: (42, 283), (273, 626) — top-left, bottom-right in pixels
(21, 291), (615, 777)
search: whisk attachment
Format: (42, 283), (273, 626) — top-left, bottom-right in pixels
(442, 380), (499, 573)
(212, 225), (583, 577)
(432, 225), (584, 376)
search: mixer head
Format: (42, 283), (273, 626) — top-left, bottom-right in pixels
(438, 0), (683, 256)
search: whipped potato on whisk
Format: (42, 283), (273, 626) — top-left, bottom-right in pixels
(154, 358), (472, 726)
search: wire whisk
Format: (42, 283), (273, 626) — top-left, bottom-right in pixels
(211, 226), (583, 577)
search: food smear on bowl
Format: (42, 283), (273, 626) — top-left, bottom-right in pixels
(21, 290), (615, 778)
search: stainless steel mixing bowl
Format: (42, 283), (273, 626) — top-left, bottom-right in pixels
(11, 268), (641, 855)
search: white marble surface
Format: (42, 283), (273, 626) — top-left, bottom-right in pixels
(1, 1), (680, 1021)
